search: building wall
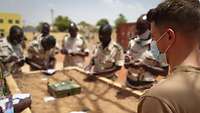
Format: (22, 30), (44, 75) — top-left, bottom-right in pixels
(0, 13), (23, 37)
(116, 23), (136, 51)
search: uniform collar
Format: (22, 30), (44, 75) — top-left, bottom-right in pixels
(69, 34), (81, 39)
(100, 41), (114, 51)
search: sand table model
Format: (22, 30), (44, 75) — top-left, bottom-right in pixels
(10, 68), (140, 113)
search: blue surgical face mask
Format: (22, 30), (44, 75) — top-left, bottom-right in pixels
(151, 40), (168, 65)
(151, 31), (170, 64)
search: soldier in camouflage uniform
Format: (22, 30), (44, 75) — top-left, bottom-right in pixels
(0, 26), (24, 95)
(33, 22), (50, 41)
(124, 14), (168, 89)
(34, 22), (60, 53)
(61, 22), (89, 68)
(27, 35), (57, 70)
(0, 26), (25, 76)
(85, 24), (124, 80)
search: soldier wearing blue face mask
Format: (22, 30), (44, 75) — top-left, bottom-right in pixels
(124, 14), (168, 89)
(138, 0), (200, 113)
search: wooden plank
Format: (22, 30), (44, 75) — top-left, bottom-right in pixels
(98, 77), (144, 97)
(66, 67), (145, 97)
(5, 75), (32, 113)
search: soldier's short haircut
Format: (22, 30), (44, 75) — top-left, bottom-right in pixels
(42, 22), (50, 28)
(69, 22), (78, 31)
(99, 24), (112, 36)
(41, 35), (56, 50)
(136, 14), (150, 35)
(8, 25), (24, 43)
(147, 0), (200, 37)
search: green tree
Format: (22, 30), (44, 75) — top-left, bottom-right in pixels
(96, 18), (109, 27)
(115, 14), (127, 28)
(54, 16), (71, 32)
(78, 21), (90, 27)
(36, 22), (44, 32)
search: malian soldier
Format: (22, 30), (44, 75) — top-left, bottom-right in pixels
(34, 22), (59, 53)
(61, 22), (89, 68)
(0, 25), (25, 76)
(85, 24), (124, 80)
(33, 22), (50, 41)
(27, 35), (57, 71)
(124, 14), (168, 89)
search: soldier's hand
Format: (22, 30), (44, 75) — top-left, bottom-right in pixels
(61, 49), (68, 54)
(17, 59), (25, 67)
(5, 55), (18, 63)
(134, 60), (144, 66)
(125, 55), (131, 63)
(84, 65), (92, 72)
(85, 70), (95, 76)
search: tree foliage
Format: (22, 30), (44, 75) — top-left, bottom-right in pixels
(96, 18), (109, 27)
(54, 16), (71, 32)
(115, 14), (127, 28)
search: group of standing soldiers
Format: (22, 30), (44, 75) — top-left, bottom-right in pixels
(0, 14), (168, 96)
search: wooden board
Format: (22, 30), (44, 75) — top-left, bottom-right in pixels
(12, 68), (140, 113)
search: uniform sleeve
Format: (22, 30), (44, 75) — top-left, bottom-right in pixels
(138, 97), (173, 113)
(27, 41), (39, 58)
(81, 37), (89, 53)
(115, 46), (124, 66)
(0, 42), (17, 62)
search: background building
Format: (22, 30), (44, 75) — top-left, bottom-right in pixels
(116, 23), (136, 51)
(0, 13), (23, 37)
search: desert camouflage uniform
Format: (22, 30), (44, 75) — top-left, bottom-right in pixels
(92, 42), (124, 79)
(27, 39), (57, 70)
(34, 33), (60, 52)
(126, 36), (156, 82)
(62, 34), (89, 68)
(0, 38), (24, 76)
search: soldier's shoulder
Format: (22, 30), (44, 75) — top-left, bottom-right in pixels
(29, 40), (40, 47)
(0, 38), (10, 47)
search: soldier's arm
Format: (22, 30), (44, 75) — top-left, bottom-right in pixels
(45, 57), (56, 69)
(26, 42), (45, 68)
(27, 42), (39, 56)
(61, 36), (68, 55)
(142, 63), (168, 76)
(84, 57), (95, 71)
(71, 51), (89, 57)
(71, 38), (89, 57)
(92, 65), (121, 76)
(124, 40), (137, 68)
(93, 46), (123, 75)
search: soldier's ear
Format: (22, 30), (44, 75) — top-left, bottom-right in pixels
(167, 28), (175, 41)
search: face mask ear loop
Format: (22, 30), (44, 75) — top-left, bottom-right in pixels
(164, 36), (176, 54)
(156, 31), (168, 42)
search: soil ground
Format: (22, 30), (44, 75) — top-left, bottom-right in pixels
(14, 70), (139, 113)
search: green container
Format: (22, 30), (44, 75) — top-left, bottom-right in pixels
(48, 80), (81, 98)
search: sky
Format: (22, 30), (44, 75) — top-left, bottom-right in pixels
(0, 0), (162, 26)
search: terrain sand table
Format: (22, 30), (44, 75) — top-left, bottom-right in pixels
(14, 69), (139, 113)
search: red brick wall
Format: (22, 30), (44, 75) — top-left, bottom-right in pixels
(116, 23), (136, 51)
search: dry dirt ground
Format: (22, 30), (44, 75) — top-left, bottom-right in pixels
(14, 70), (138, 113)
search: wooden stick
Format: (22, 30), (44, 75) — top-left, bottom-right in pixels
(64, 66), (145, 97)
